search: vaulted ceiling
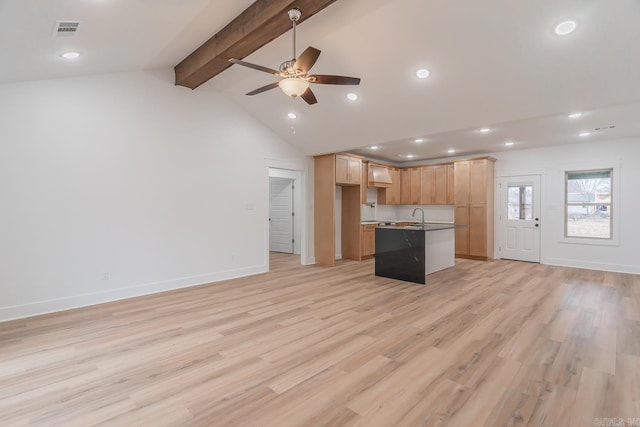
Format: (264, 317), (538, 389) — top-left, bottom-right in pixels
(3, 0), (640, 161)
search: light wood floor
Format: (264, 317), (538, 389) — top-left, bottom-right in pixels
(1, 254), (639, 426)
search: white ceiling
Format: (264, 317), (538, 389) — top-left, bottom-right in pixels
(3, 0), (640, 162)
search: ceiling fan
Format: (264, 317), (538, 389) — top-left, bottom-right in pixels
(228, 8), (361, 105)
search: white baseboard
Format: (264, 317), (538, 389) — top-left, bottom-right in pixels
(542, 257), (640, 275)
(0, 264), (268, 323)
(303, 256), (315, 265)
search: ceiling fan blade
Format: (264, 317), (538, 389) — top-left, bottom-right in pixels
(308, 74), (361, 85)
(300, 87), (318, 105)
(293, 47), (321, 73)
(229, 59), (281, 76)
(246, 81), (280, 96)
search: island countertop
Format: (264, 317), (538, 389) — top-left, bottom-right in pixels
(377, 223), (461, 231)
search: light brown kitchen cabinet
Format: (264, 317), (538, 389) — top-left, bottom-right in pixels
(335, 155), (361, 185)
(400, 169), (411, 205)
(314, 154), (363, 266)
(361, 161), (369, 204)
(454, 157), (495, 260)
(454, 161), (470, 205)
(447, 164), (455, 204)
(420, 166), (435, 204)
(469, 204), (488, 257)
(361, 224), (376, 257)
(433, 165), (449, 205)
(410, 168), (421, 204)
(455, 205), (470, 256)
(378, 168), (401, 205)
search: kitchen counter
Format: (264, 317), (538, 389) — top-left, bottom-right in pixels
(374, 225), (456, 285)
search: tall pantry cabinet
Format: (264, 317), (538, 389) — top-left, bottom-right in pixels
(454, 157), (495, 260)
(314, 153), (363, 267)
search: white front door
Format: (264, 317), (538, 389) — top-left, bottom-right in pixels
(269, 178), (294, 253)
(499, 175), (541, 262)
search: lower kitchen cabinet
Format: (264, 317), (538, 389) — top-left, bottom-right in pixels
(361, 224), (376, 257)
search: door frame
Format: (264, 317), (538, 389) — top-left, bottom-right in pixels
(495, 171), (544, 261)
(265, 161), (308, 268)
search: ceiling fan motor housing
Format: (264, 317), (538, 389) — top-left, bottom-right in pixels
(288, 9), (302, 22)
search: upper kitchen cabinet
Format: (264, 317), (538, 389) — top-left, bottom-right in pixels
(454, 161), (471, 205)
(336, 155), (361, 185)
(400, 168), (411, 205)
(378, 167), (401, 205)
(420, 166), (435, 204)
(400, 168), (421, 205)
(433, 164), (451, 205)
(418, 164), (453, 205)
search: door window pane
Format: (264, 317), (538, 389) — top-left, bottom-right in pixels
(508, 185), (533, 220)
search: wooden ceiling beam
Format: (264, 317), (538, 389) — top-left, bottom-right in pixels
(174, 0), (339, 90)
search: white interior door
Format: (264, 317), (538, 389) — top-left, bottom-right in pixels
(499, 175), (541, 262)
(269, 178), (294, 253)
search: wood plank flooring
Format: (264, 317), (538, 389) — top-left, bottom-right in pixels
(1, 254), (639, 426)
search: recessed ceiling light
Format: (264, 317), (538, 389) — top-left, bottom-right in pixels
(370, 145), (380, 150)
(61, 51), (80, 59)
(346, 93), (359, 101)
(568, 112), (583, 119)
(416, 69), (430, 79)
(414, 138), (425, 143)
(447, 149), (456, 154)
(555, 20), (577, 36)
(287, 112), (297, 119)
(478, 128), (491, 134)
(505, 141), (515, 146)
(579, 132), (591, 137)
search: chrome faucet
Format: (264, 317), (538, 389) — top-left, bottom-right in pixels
(412, 208), (425, 228)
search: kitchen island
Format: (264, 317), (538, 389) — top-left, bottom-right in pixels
(375, 224), (457, 285)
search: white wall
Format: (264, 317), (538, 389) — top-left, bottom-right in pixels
(0, 69), (311, 321)
(379, 205), (454, 223)
(492, 138), (640, 274)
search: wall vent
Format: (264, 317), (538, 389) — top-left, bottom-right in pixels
(593, 125), (616, 132)
(53, 21), (81, 37)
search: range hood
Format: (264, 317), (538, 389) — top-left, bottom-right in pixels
(368, 164), (392, 188)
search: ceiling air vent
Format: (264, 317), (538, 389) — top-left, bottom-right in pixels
(53, 21), (81, 37)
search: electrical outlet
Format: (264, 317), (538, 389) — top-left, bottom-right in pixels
(103, 272), (110, 281)
(231, 254), (236, 262)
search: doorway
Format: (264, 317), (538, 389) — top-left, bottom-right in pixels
(269, 177), (294, 254)
(499, 175), (541, 262)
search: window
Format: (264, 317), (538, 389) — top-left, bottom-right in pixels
(565, 169), (612, 239)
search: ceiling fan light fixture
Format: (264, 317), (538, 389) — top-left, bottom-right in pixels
(279, 78), (309, 97)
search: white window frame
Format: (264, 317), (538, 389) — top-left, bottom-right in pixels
(560, 163), (620, 247)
